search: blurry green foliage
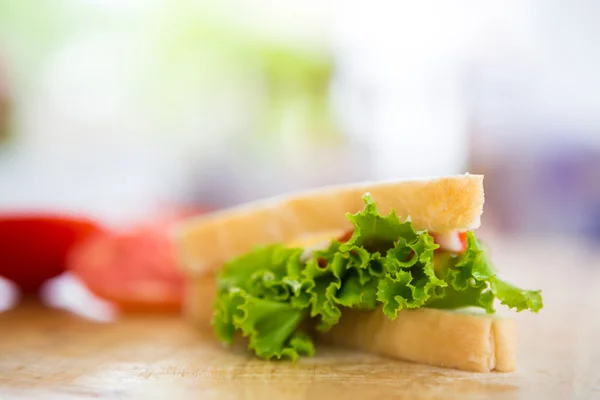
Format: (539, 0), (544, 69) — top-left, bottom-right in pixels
(0, 0), (338, 146)
(140, 1), (338, 145)
(0, 0), (75, 90)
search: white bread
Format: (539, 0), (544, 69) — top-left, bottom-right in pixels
(320, 308), (516, 373)
(174, 174), (516, 372)
(183, 272), (216, 329)
(175, 174), (484, 276)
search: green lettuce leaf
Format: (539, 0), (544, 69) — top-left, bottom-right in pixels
(217, 245), (302, 294)
(213, 288), (313, 361)
(212, 193), (543, 360)
(491, 277), (544, 312)
(340, 193), (419, 253)
(429, 232), (544, 313)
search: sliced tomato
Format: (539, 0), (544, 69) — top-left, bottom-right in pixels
(430, 231), (469, 254)
(0, 214), (103, 293)
(337, 230), (354, 243)
(458, 232), (468, 252)
(67, 215), (190, 313)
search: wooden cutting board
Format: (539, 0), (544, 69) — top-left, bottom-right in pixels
(0, 237), (599, 399)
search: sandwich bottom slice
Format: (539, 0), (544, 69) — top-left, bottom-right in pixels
(176, 176), (543, 372)
(321, 307), (516, 373)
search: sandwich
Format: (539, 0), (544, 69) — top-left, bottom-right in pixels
(175, 174), (542, 372)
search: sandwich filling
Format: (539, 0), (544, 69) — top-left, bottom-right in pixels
(212, 194), (543, 361)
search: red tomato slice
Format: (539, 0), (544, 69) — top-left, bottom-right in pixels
(430, 231), (469, 253)
(0, 214), (103, 293)
(67, 217), (187, 313)
(458, 232), (468, 252)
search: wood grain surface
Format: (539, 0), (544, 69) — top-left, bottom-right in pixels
(0, 237), (599, 400)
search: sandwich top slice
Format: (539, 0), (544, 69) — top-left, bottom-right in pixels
(175, 174), (543, 372)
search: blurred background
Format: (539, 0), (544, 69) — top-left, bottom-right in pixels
(1, 0), (599, 316)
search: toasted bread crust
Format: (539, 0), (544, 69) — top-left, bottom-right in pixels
(175, 174), (484, 275)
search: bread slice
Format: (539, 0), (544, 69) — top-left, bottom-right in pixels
(321, 308), (516, 372)
(183, 271), (216, 329)
(175, 174), (484, 276)
(174, 174), (517, 372)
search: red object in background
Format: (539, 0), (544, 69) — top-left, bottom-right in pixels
(0, 215), (103, 293)
(67, 211), (195, 313)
